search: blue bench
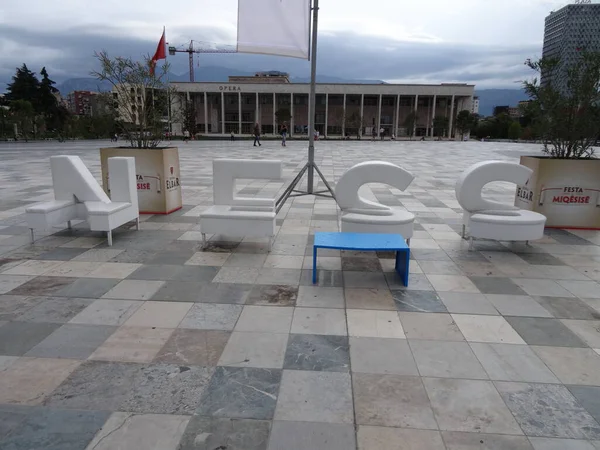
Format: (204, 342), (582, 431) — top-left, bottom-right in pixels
(313, 232), (410, 286)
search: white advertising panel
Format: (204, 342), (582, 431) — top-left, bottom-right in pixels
(237, 0), (311, 59)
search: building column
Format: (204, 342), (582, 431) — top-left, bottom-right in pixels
(238, 92), (242, 135)
(324, 93), (329, 137)
(273, 93), (276, 135)
(394, 94), (400, 137)
(203, 92), (208, 134)
(360, 94), (364, 137)
(413, 95), (419, 137)
(377, 94), (382, 137)
(342, 93), (346, 137)
(221, 91), (225, 135)
(430, 95), (437, 137)
(290, 93), (294, 137)
(448, 94), (455, 139)
(255, 93), (259, 125)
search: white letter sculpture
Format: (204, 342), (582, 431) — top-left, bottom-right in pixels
(335, 161), (416, 244)
(455, 161), (547, 250)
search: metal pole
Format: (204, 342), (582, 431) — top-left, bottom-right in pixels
(307, 0), (319, 193)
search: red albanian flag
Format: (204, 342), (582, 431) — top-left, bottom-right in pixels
(150, 28), (166, 76)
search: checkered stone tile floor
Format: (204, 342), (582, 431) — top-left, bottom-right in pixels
(1, 139), (600, 450)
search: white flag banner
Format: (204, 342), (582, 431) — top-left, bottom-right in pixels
(237, 0), (311, 59)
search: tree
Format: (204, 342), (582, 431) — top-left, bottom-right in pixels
(10, 100), (35, 141)
(455, 110), (477, 140)
(346, 112), (364, 139)
(182, 98), (197, 135)
(404, 112), (417, 140)
(523, 51), (600, 158)
(508, 122), (522, 140)
(92, 50), (175, 148)
(275, 108), (291, 130)
(6, 64), (40, 109)
(432, 116), (449, 138)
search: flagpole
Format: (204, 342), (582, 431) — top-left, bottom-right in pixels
(306, 0), (318, 194)
(164, 26), (172, 136)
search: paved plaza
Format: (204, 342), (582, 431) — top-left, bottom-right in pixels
(1, 139), (600, 450)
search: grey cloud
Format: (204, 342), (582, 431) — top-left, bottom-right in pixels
(0, 24), (540, 91)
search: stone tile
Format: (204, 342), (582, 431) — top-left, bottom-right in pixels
(0, 321), (61, 355)
(410, 339), (488, 379)
(38, 247), (89, 260)
(0, 404), (32, 442)
(343, 271), (388, 288)
(89, 326), (173, 363)
(497, 381), (600, 439)
(26, 324), (117, 359)
(151, 281), (208, 302)
(399, 312), (466, 341)
(123, 301), (192, 328)
(350, 337), (418, 375)
(213, 267), (260, 284)
(147, 251), (195, 265)
(470, 343), (559, 383)
(196, 366), (281, 420)
(235, 305), (293, 333)
(44, 360), (140, 410)
(246, 284), (298, 306)
(2, 259), (64, 276)
(469, 276), (528, 295)
(559, 280), (600, 299)
(43, 261), (103, 278)
(485, 294), (553, 317)
(392, 289), (447, 312)
(84, 262), (142, 279)
(264, 255), (304, 269)
(275, 370), (353, 424)
(198, 283), (252, 304)
(438, 292), (499, 315)
(347, 309), (405, 338)
(0, 357), (80, 405)
(534, 296), (600, 319)
(185, 251), (230, 266)
(344, 288), (396, 310)
(357, 426), (445, 450)
(530, 438), (598, 450)
(61, 237), (104, 248)
(0, 355), (18, 371)
(291, 307), (347, 335)
(512, 278), (575, 297)
(341, 256), (382, 272)
(505, 317), (587, 347)
(179, 416), (270, 450)
(180, 303), (243, 330)
(69, 299), (142, 325)
(154, 329), (230, 365)
(353, 373), (437, 428)
(18, 297), (92, 323)
(452, 314), (526, 344)
(427, 275), (480, 293)
(268, 421), (356, 450)
(419, 260), (463, 275)
(424, 377), (522, 434)
(256, 268), (302, 285)
(222, 253), (267, 269)
(561, 320), (600, 348)
(302, 255), (342, 270)
(54, 277), (120, 298)
(533, 346), (600, 385)
(84, 412), (190, 450)
(118, 364), (214, 414)
(0, 408), (110, 450)
(442, 431), (535, 450)
(9, 276), (75, 296)
(296, 286), (344, 308)
(219, 331), (288, 369)
(0, 294), (43, 320)
(283, 334), (349, 372)
(300, 269), (344, 287)
(101, 279), (165, 300)
(71, 248), (125, 262)
(568, 385), (600, 425)
(127, 264), (183, 280)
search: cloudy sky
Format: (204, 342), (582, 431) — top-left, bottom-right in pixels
(0, 0), (570, 90)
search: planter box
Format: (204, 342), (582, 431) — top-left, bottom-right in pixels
(515, 156), (600, 229)
(100, 147), (182, 214)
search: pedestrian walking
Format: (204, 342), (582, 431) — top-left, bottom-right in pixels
(280, 123), (288, 146)
(371, 127), (376, 141)
(231, 130), (235, 141)
(253, 123), (261, 147)
(380, 127), (385, 140)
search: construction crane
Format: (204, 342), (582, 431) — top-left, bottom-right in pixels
(168, 40), (237, 82)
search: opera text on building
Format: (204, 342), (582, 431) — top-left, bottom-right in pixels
(169, 72), (475, 139)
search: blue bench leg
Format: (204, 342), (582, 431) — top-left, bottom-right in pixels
(395, 249), (410, 287)
(312, 247), (317, 284)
